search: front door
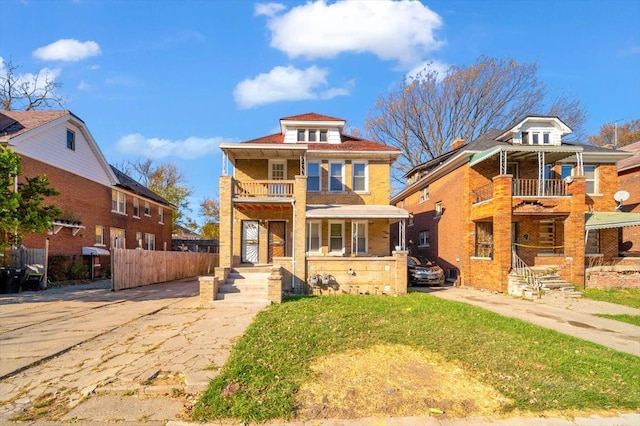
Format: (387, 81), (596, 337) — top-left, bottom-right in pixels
(268, 221), (286, 262)
(241, 220), (259, 264)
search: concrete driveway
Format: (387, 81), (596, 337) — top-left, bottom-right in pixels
(0, 279), (265, 424)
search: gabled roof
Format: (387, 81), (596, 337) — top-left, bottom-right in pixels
(110, 166), (174, 208)
(280, 112), (345, 122)
(617, 141), (640, 172)
(0, 110), (72, 141)
(496, 115), (572, 141)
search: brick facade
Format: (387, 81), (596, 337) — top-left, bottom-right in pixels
(20, 156), (172, 256)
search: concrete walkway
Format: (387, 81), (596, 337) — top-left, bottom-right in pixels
(0, 281), (638, 426)
(415, 286), (640, 357)
(0, 279), (265, 424)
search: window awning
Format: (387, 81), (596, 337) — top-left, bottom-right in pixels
(82, 246), (111, 256)
(585, 212), (640, 230)
(306, 204), (409, 219)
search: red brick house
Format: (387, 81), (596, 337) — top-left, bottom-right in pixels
(617, 141), (640, 255)
(0, 110), (174, 279)
(391, 116), (639, 292)
(218, 113), (409, 297)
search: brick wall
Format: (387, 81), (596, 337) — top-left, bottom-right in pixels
(618, 167), (640, 254)
(20, 156), (172, 256)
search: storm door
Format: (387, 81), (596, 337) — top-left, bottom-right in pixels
(241, 220), (259, 263)
(268, 221), (286, 263)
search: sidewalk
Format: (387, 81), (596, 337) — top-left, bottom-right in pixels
(416, 286), (640, 357)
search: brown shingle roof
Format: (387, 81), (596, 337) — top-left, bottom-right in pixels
(618, 141), (640, 171)
(280, 112), (345, 122)
(0, 110), (71, 140)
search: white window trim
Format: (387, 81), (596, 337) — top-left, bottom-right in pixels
(418, 230), (430, 247)
(352, 161), (368, 193)
(133, 197), (140, 218)
(144, 201), (151, 216)
(145, 233), (156, 251)
(419, 186), (429, 203)
(269, 159), (287, 180)
(95, 225), (104, 246)
(112, 190), (126, 215)
(435, 201), (443, 218)
(306, 220), (322, 255)
(328, 220), (345, 255)
(328, 161), (345, 192)
(307, 161), (321, 192)
(351, 221), (368, 255)
(110, 228), (126, 249)
(584, 165), (599, 195)
(158, 207), (164, 225)
(136, 231), (143, 249)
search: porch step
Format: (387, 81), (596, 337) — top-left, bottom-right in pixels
(214, 267), (270, 304)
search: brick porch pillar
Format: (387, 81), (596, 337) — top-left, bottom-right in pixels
(492, 174), (513, 293)
(293, 175), (307, 294)
(566, 176), (586, 287)
(219, 175), (233, 269)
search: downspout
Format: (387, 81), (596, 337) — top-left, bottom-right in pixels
(291, 199), (295, 291)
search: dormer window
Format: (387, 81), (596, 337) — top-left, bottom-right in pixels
(320, 130), (327, 142)
(297, 129), (305, 141)
(521, 132), (529, 144)
(308, 130), (317, 142)
(543, 133), (550, 144)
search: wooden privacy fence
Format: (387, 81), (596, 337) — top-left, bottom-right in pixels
(10, 248), (46, 268)
(112, 249), (219, 291)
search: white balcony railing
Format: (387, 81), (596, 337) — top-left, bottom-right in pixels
(234, 180), (295, 198)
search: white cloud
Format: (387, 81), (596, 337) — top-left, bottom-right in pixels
(0, 56), (61, 92)
(406, 60), (450, 82)
(115, 133), (227, 159)
(233, 65), (350, 109)
(77, 81), (91, 90)
(254, 2), (286, 17)
(33, 39), (101, 62)
(260, 0), (443, 69)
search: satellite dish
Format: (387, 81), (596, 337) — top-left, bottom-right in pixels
(614, 190), (630, 203)
(564, 176), (574, 183)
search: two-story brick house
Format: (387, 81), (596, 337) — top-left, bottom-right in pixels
(218, 113), (408, 296)
(391, 116), (638, 292)
(0, 110), (174, 279)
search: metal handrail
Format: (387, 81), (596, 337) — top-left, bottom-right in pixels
(511, 250), (541, 297)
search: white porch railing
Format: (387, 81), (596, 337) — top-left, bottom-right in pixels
(234, 180), (295, 198)
(513, 179), (568, 197)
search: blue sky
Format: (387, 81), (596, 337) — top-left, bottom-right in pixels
(1, 0), (639, 225)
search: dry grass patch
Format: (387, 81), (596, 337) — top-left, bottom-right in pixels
(296, 344), (509, 419)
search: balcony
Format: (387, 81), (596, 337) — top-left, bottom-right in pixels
(472, 179), (569, 205)
(234, 180), (295, 199)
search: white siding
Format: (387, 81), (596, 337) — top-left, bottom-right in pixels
(11, 121), (114, 186)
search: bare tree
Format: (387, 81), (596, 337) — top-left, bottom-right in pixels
(0, 59), (65, 111)
(119, 158), (194, 230)
(365, 56), (588, 179)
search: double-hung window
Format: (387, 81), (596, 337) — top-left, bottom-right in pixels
(308, 130), (317, 141)
(329, 161), (344, 192)
(145, 233), (156, 250)
(133, 198), (140, 217)
(112, 190), (126, 214)
(328, 221), (344, 254)
(110, 228), (125, 249)
(584, 165), (597, 194)
(352, 161), (367, 192)
(419, 187), (429, 203)
(586, 230), (600, 254)
(307, 162), (321, 192)
(319, 130), (328, 142)
(158, 207), (164, 224)
(307, 221), (321, 254)
(419, 230), (429, 247)
(297, 129), (305, 141)
(144, 201), (151, 216)
(351, 221), (367, 255)
(136, 232), (143, 249)
(95, 226), (104, 246)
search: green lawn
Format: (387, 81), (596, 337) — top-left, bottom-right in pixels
(193, 293), (640, 423)
(595, 313), (640, 326)
(582, 288), (640, 309)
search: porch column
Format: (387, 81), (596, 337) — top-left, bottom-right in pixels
(293, 175), (307, 293)
(566, 176), (587, 287)
(492, 174), (513, 292)
(219, 175), (233, 268)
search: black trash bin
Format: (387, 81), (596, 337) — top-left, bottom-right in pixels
(7, 268), (22, 293)
(0, 267), (10, 294)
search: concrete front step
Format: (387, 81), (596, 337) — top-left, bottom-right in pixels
(213, 292), (271, 306)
